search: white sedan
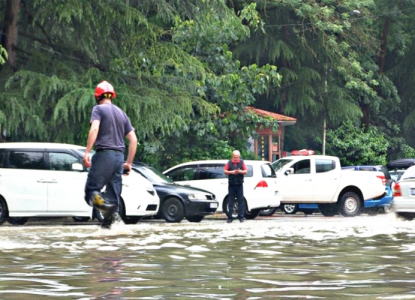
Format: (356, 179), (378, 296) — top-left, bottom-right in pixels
(392, 165), (415, 220)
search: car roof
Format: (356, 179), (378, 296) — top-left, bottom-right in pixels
(0, 142), (86, 150)
(166, 159), (271, 167)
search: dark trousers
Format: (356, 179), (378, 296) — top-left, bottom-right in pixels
(228, 184), (245, 220)
(84, 150), (124, 209)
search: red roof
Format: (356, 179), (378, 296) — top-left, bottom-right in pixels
(246, 106), (297, 122)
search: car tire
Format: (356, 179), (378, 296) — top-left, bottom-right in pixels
(72, 217), (90, 222)
(119, 199), (141, 224)
(0, 197), (8, 225)
(259, 207), (278, 216)
(223, 197), (242, 219)
(6, 217), (29, 225)
(318, 203), (338, 217)
(162, 198), (185, 223)
(245, 209), (261, 219)
(186, 215), (204, 222)
(338, 192), (362, 217)
(282, 204), (298, 214)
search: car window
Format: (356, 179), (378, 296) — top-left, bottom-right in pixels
(0, 149), (5, 168)
(271, 159), (293, 172)
(166, 166), (197, 181)
(261, 164), (276, 178)
(136, 165), (173, 184)
(401, 166), (415, 180)
(49, 152), (80, 171)
(292, 159), (310, 174)
(7, 151), (46, 170)
(199, 164), (227, 179)
(390, 171), (404, 182)
(315, 159), (335, 173)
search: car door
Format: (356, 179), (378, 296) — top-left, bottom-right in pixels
(46, 150), (90, 214)
(313, 158), (339, 201)
(281, 158), (314, 201)
(196, 163), (228, 206)
(1, 150), (48, 213)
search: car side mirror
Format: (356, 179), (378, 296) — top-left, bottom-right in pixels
(284, 168), (294, 176)
(72, 163), (84, 171)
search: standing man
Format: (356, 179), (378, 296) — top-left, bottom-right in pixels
(83, 80), (137, 229)
(224, 150), (247, 223)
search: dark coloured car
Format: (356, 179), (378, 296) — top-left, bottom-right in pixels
(132, 162), (218, 223)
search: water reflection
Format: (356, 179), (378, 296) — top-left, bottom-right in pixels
(1, 215), (415, 299)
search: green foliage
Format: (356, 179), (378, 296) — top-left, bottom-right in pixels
(0, 45), (7, 65)
(325, 120), (389, 166)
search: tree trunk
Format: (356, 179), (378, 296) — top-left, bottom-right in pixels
(1, 0), (20, 72)
(378, 18), (391, 74)
(361, 103), (370, 133)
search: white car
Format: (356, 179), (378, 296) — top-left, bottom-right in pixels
(163, 160), (281, 219)
(392, 165), (415, 220)
(0, 142), (159, 225)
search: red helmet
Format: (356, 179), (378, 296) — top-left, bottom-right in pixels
(94, 81), (116, 100)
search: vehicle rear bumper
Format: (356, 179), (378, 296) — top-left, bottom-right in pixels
(393, 196), (415, 212)
(364, 187), (393, 208)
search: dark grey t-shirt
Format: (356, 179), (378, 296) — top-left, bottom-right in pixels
(90, 103), (134, 151)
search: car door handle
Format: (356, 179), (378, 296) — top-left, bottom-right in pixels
(37, 179), (57, 183)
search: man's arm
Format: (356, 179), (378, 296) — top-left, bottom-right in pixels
(83, 120), (100, 168)
(224, 163), (237, 175)
(123, 130), (138, 175)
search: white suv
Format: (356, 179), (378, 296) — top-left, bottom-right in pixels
(0, 142), (160, 225)
(163, 160), (281, 219)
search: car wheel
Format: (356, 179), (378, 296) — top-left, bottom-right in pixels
(162, 198), (184, 223)
(119, 199), (141, 224)
(282, 204), (298, 214)
(0, 197), (8, 225)
(259, 207), (278, 216)
(7, 217), (29, 225)
(339, 192), (362, 217)
(186, 215), (204, 222)
(396, 212), (415, 221)
(245, 209), (260, 219)
(223, 197), (239, 219)
(72, 217), (90, 222)
(318, 203), (338, 217)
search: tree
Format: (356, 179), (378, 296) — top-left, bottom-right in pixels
(325, 120), (388, 166)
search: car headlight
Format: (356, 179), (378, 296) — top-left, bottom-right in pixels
(187, 193), (206, 200)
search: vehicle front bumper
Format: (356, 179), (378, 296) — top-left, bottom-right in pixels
(185, 200), (219, 216)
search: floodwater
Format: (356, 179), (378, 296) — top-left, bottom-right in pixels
(1, 213), (415, 299)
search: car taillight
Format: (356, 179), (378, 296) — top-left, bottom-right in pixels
(255, 180), (268, 189)
(393, 182), (402, 197)
(377, 175), (386, 185)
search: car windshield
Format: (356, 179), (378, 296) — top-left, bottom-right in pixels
(271, 159), (293, 172)
(135, 165), (174, 184)
(401, 167), (415, 181)
(75, 148), (96, 158)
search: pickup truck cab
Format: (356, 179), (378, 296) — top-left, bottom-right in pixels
(271, 155), (386, 217)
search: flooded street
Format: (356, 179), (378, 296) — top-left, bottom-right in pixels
(1, 213), (415, 299)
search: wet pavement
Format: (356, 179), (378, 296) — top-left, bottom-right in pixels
(1, 212), (415, 299)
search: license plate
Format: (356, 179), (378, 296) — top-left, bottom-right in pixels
(210, 203), (218, 208)
(411, 189), (415, 196)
